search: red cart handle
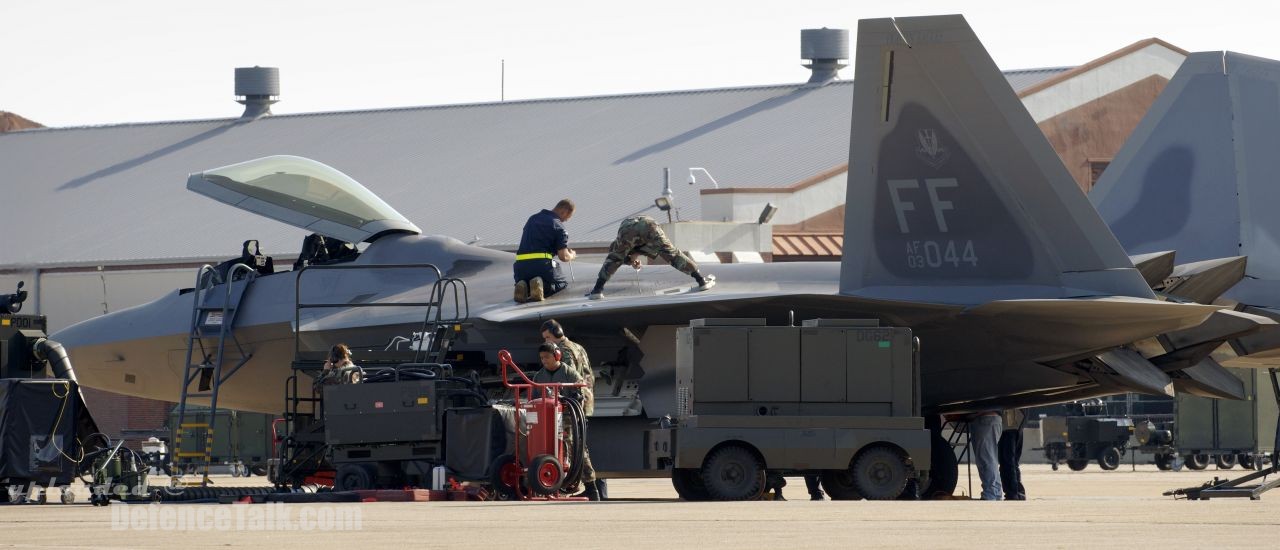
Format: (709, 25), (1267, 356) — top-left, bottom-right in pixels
(498, 349), (586, 390)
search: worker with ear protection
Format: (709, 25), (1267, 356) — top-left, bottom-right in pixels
(540, 319), (605, 500)
(531, 342), (599, 501)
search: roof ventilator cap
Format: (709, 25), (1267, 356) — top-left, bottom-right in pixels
(800, 28), (848, 84)
(235, 66), (280, 119)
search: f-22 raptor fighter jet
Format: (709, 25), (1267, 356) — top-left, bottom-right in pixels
(52, 15), (1275, 482)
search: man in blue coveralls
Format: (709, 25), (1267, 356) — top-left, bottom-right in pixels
(513, 199), (577, 302)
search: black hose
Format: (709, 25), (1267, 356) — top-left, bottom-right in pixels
(559, 395), (587, 490)
(33, 338), (77, 383)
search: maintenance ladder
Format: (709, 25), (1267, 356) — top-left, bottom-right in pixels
(171, 263), (257, 486)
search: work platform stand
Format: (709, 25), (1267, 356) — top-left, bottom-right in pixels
(273, 263), (469, 489)
(1167, 367), (1280, 500)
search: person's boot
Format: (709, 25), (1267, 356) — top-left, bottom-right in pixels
(692, 272), (716, 291)
(595, 479), (608, 500)
(529, 276), (545, 301)
(586, 278), (606, 300)
(810, 489), (825, 501)
(582, 481), (600, 501)
(513, 280), (528, 303)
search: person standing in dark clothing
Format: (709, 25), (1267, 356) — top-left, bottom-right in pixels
(998, 409), (1027, 500)
(804, 474), (825, 500)
(514, 199), (576, 303)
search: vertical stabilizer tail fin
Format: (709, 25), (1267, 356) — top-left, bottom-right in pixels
(841, 15), (1150, 303)
(1092, 51), (1280, 308)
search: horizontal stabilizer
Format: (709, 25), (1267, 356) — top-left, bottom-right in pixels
(1091, 349), (1173, 397)
(841, 15), (1151, 303)
(1220, 306), (1280, 368)
(1130, 251), (1177, 288)
(1170, 357), (1247, 399)
(1158, 256), (1247, 304)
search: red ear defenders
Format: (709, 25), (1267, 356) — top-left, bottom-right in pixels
(550, 343), (562, 362)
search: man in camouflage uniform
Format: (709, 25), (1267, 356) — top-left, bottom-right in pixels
(586, 215), (715, 300)
(540, 319), (604, 500)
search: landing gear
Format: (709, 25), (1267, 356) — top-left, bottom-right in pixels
(820, 468), (864, 501)
(921, 419), (958, 498)
(671, 468), (711, 501)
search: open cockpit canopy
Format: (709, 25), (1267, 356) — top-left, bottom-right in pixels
(187, 155), (420, 243)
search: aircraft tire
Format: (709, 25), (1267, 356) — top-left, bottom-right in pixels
(671, 468), (711, 501)
(820, 469), (863, 500)
(921, 430), (957, 498)
(699, 445), (764, 501)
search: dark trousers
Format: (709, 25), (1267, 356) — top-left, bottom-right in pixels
(997, 428), (1026, 500)
(804, 474), (823, 497)
(513, 259), (567, 296)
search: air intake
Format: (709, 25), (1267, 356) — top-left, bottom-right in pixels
(235, 67), (280, 119)
(800, 28), (849, 84)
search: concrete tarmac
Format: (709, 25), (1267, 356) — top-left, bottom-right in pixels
(3, 465), (1278, 549)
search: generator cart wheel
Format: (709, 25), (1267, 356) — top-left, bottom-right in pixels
(526, 455), (564, 496)
(1185, 454), (1209, 471)
(1215, 454), (1237, 469)
(489, 454), (521, 501)
(671, 468), (712, 501)
(334, 463), (376, 491)
(1154, 454), (1173, 471)
(850, 446), (909, 500)
(1097, 447), (1121, 471)
(820, 469), (863, 500)
(1066, 459), (1088, 472)
(60, 487), (75, 505)
(700, 445), (765, 501)
(1237, 454), (1255, 470)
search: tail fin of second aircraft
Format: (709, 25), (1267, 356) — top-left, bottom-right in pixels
(840, 15), (1152, 303)
(1090, 51), (1280, 309)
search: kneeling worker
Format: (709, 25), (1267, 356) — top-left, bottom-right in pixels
(514, 200), (576, 303)
(586, 215), (714, 300)
(532, 343), (599, 501)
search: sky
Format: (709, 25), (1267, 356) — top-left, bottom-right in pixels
(5, 0), (1280, 128)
